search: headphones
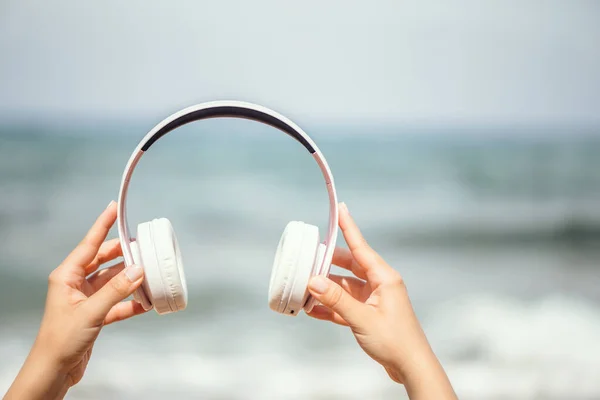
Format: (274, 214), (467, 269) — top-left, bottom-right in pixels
(116, 101), (339, 317)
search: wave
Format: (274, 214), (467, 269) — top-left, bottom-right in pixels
(380, 217), (600, 249)
(425, 294), (600, 400)
(2, 293), (600, 399)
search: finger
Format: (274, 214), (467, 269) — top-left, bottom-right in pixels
(104, 300), (148, 325)
(307, 305), (349, 326)
(328, 274), (369, 302)
(82, 264), (144, 325)
(85, 238), (123, 274)
(62, 201), (118, 270)
(338, 202), (396, 282)
(332, 247), (367, 280)
(307, 275), (368, 327)
(86, 262), (125, 293)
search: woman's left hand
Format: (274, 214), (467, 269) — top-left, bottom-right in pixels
(4, 201), (148, 400)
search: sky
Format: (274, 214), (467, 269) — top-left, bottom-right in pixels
(0, 1), (599, 127)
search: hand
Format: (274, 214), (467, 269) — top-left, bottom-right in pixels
(4, 201), (148, 400)
(306, 203), (457, 399)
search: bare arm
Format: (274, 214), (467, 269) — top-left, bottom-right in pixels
(4, 202), (148, 400)
(307, 202), (457, 399)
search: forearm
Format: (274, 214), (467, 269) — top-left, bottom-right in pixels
(4, 345), (69, 400)
(400, 351), (457, 400)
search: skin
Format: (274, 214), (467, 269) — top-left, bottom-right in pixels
(4, 201), (148, 400)
(4, 201), (456, 399)
(306, 202), (458, 399)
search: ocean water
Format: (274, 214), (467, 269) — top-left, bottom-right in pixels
(1, 122), (600, 400)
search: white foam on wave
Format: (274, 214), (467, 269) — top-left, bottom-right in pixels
(2, 294), (600, 399)
(66, 350), (400, 400)
(0, 318), (402, 400)
(425, 294), (600, 400)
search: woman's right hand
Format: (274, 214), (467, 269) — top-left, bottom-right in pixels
(306, 203), (457, 399)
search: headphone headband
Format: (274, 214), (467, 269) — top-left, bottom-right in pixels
(117, 100), (339, 311)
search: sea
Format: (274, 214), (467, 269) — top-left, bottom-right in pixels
(1, 119), (599, 400)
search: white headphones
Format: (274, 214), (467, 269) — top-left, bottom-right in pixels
(116, 101), (339, 317)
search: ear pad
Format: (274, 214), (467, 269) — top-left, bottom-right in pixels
(130, 240), (152, 311)
(303, 242), (327, 313)
(268, 221), (320, 316)
(136, 218), (188, 314)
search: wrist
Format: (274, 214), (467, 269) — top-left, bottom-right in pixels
(397, 351), (457, 399)
(385, 347), (436, 385)
(5, 343), (70, 400)
(31, 337), (71, 390)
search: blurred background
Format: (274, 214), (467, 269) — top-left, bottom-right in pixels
(1, 1), (599, 399)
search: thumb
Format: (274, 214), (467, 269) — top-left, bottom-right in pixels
(83, 264), (144, 324)
(307, 275), (367, 327)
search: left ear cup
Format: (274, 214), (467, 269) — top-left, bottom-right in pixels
(268, 221), (320, 316)
(136, 218), (188, 314)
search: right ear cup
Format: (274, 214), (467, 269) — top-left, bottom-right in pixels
(136, 218), (188, 314)
(130, 239), (152, 311)
(268, 221), (320, 316)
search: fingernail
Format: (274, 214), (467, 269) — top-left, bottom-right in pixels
(339, 202), (349, 215)
(309, 275), (330, 294)
(106, 200), (115, 209)
(125, 264), (143, 281)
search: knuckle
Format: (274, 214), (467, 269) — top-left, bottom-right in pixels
(79, 238), (95, 252)
(383, 273), (405, 290)
(354, 243), (373, 260)
(352, 233), (369, 249)
(78, 238), (90, 249)
(108, 309), (125, 324)
(359, 236), (370, 248)
(95, 253), (105, 266)
(328, 284), (344, 309)
(390, 274), (404, 287)
(388, 269), (404, 285)
(48, 269), (61, 285)
(84, 312), (105, 329)
(109, 274), (129, 296)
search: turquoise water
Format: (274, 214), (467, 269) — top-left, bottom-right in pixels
(1, 123), (600, 399)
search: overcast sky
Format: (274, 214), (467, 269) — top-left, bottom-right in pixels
(1, 1), (598, 126)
